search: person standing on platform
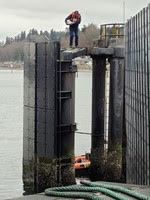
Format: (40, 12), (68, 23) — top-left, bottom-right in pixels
(65, 11), (81, 48)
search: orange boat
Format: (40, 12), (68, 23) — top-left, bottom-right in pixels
(75, 155), (91, 170)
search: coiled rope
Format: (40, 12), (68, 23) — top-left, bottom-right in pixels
(81, 181), (150, 200)
(45, 181), (150, 200)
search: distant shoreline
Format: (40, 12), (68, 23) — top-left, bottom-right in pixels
(77, 69), (92, 73)
(0, 67), (23, 70)
(0, 67), (92, 72)
(0, 60), (92, 72)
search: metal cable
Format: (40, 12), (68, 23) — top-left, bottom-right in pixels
(75, 131), (91, 135)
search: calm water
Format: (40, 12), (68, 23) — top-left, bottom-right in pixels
(75, 72), (92, 155)
(0, 70), (23, 200)
(0, 70), (92, 200)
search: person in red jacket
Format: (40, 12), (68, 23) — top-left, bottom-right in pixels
(65, 11), (81, 48)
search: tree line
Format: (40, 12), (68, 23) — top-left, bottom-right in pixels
(4, 28), (66, 46)
(0, 24), (100, 62)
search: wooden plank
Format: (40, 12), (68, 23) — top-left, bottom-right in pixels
(61, 48), (87, 60)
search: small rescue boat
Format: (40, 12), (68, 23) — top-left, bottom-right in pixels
(75, 155), (91, 170)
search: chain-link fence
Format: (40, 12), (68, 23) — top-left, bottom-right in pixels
(125, 5), (150, 185)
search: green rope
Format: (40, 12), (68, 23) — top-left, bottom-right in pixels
(81, 181), (150, 200)
(45, 190), (101, 200)
(45, 181), (150, 200)
(45, 185), (128, 200)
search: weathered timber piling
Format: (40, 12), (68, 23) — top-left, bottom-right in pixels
(23, 38), (126, 189)
(108, 48), (125, 151)
(57, 60), (77, 186)
(23, 42), (81, 194)
(106, 48), (125, 182)
(59, 47), (87, 184)
(91, 56), (106, 181)
(90, 47), (114, 181)
(92, 57), (106, 150)
(23, 42), (60, 193)
(89, 45), (125, 182)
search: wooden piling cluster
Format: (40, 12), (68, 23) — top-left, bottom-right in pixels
(90, 46), (124, 181)
(23, 40), (125, 193)
(23, 44), (87, 193)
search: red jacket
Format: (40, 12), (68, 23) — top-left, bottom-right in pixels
(65, 12), (81, 29)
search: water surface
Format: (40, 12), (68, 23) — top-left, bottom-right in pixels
(0, 70), (92, 199)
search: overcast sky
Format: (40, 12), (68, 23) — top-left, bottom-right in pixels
(0, 0), (150, 41)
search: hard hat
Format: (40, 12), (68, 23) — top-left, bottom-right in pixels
(74, 10), (79, 15)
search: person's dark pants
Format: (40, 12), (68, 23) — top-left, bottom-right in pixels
(70, 27), (78, 47)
